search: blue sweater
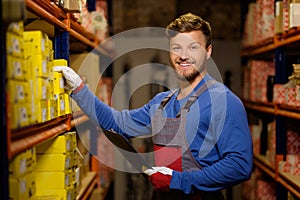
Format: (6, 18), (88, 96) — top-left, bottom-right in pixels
(71, 75), (253, 194)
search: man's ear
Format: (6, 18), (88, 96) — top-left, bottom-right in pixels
(206, 44), (212, 59)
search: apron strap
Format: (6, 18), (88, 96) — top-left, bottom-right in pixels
(158, 89), (178, 109)
(176, 79), (217, 117)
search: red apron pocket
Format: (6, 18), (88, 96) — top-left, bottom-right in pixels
(154, 145), (182, 171)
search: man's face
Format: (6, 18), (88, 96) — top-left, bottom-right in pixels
(169, 31), (212, 82)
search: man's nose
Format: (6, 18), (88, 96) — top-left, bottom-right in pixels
(179, 49), (189, 60)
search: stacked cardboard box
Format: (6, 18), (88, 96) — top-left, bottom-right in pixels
(35, 131), (79, 200)
(9, 147), (37, 199)
(247, 0), (300, 37)
(24, 30), (53, 124)
(6, 21), (72, 130)
(76, 129), (91, 188)
(243, 60), (275, 103)
(51, 59), (72, 117)
(278, 128), (300, 176)
(6, 21), (31, 129)
(279, 154), (300, 175)
(80, 0), (108, 41)
(24, 30), (72, 124)
(243, 0), (275, 46)
(273, 64), (300, 107)
(289, 0), (300, 29)
(275, 0), (290, 33)
(256, 179), (276, 200)
(242, 168), (276, 200)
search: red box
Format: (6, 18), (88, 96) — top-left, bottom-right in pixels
(256, 179), (276, 200)
(273, 84), (286, 104)
(287, 129), (300, 154)
(286, 87), (300, 107)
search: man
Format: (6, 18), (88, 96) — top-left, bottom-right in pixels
(55, 13), (253, 199)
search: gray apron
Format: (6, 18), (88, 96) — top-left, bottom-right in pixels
(151, 80), (224, 200)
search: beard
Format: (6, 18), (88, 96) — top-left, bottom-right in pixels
(175, 68), (201, 82)
(175, 64), (205, 82)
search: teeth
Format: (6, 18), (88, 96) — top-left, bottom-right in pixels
(180, 63), (190, 66)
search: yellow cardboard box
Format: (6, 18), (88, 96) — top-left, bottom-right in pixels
(9, 172), (36, 200)
(29, 99), (48, 124)
(35, 169), (76, 189)
(52, 59), (68, 99)
(30, 55), (49, 78)
(23, 31), (47, 56)
(36, 132), (77, 154)
(54, 95), (62, 117)
(9, 147), (36, 177)
(48, 60), (54, 79)
(8, 21), (24, 36)
(36, 152), (77, 172)
(58, 93), (72, 116)
(34, 195), (63, 200)
(47, 80), (54, 100)
(48, 99), (58, 120)
(23, 40), (31, 59)
(53, 72), (65, 98)
(7, 79), (29, 103)
(44, 38), (54, 61)
(53, 59), (68, 67)
(36, 187), (77, 200)
(29, 77), (49, 102)
(10, 103), (31, 129)
(6, 32), (24, 58)
(36, 78), (49, 100)
(37, 100), (49, 123)
(6, 55), (28, 80)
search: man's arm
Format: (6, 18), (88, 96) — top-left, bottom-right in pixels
(71, 84), (155, 137)
(54, 65), (155, 137)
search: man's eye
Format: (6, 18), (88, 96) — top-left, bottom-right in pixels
(190, 45), (199, 50)
(171, 46), (181, 51)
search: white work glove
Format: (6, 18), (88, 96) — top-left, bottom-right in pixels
(144, 166), (173, 176)
(143, 166), (173, 191)
(54, 66), (83, 91)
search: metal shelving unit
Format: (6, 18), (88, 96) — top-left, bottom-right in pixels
(244, 101), (300, 120)
(242, 23), (300, 200)
(25, 0), (112, 57)
(241, 27), (300, 57)
(3, 0), (113, 199)
(1, 1), (9, 199)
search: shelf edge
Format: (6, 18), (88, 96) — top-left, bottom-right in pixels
(277, 172), (300, 199)
(253, 155), (276, 179)
(10, 122), (69, 158)
(76, 171), (98, 200)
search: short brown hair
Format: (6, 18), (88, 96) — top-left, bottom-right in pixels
(166, 13), (212, 48)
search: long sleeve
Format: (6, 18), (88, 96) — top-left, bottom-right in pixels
(70, 85), (164, 138)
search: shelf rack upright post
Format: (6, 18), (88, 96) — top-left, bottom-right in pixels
(1, 3), (9, 200)
(241, 0), (300, 199)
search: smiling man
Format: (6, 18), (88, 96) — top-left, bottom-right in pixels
(55, 13), (253, 200)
